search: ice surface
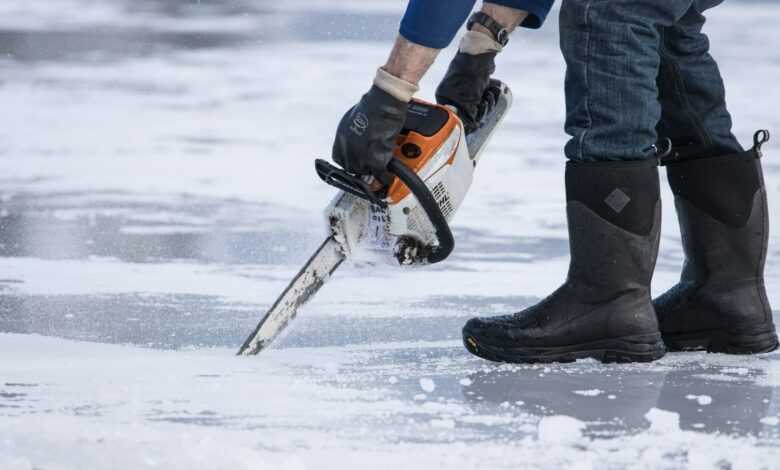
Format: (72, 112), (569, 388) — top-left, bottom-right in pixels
(4, 333), (780, 470)
(2, 0), (780, 468)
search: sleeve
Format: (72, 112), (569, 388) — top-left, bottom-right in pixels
(484, 0), (555, 29)
(399, 0), (478, 49)
(398, 0), (556, 50)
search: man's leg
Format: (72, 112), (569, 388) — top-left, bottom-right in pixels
(654, 1), (778, 353)
(656, 0), (741, 156)
(561, 0), (693, 161)
(462, 0), (694, 364)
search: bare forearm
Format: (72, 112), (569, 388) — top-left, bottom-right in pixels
(382, 35), (440, 86)
(380, 3), (529, 95)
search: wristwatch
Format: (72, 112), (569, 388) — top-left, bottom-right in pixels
(467, 12), (510, 47)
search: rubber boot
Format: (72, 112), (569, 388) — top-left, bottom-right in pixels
(654, 131), (778, 354)
(462, 159), (667, 363)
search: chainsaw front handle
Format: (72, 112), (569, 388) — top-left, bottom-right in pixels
(315, 158), (454, 264)
(386, 158), (454, 264)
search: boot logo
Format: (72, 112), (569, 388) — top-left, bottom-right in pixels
(604, 188), (631, 213)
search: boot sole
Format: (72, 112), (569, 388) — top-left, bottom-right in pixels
(462, 332), (666, 364)
(662, 323), (779, 354)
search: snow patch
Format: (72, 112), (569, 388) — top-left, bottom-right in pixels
(686, 394), (713, 406)
(537, 416), (586, 445)
(645, 408), (681, 435)
(721, 367), (750, 376)
(430, 419), (456, 429)
(573, 389), (603, 397)
(761, 416), (780, 426)
(419, 378), (436, 393)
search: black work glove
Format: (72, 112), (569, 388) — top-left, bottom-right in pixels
(332, 85), (408, 186)
(435, 51), (497, 134)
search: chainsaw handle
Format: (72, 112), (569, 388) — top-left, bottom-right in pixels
(315, 159), (388, 208)
(387, 158), (454, 264)
(315, 158), (454, 264)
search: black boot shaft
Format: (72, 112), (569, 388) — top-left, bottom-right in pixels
(666, 148), (768, 286)
(565, 159), (661, 296)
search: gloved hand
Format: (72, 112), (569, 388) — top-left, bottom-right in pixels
(332, 85), (408, 186)
(435, 51), (497, 134)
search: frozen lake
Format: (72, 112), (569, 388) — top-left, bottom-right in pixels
(2, 0), (780, 468)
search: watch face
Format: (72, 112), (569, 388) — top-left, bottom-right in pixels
(497, 29), (510, 46)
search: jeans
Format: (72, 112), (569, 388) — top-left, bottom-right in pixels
(559, 0), (743, 161)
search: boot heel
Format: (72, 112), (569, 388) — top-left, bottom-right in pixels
(713, 324), (779, 354)
(600, 334), (667, 363)
(663, 323), (779, 354)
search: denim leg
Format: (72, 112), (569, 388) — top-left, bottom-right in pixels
(559, 0), (693, 161)
(656, 1), (743, 157)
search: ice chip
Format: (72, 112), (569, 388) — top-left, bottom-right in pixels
(761, 416), (780, 426)
(645, 407), (680, 434)
(537, 415), (585, 445)
(573, 389), (603, 397)
(685, 394), (713, 406)
(419, 378), (436, 393)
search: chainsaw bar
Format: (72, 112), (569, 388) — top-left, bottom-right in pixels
(237, 237), (345, 355)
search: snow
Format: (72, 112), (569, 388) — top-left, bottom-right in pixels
(761, 417), (780, 426)
(420, 378), (437, 393)
(537, 415), (586, 445)
(646, 408), (682, 435)
(686, 395), (714, 406)
(430, 418), (457, 429)
(4, 333), (780, 469)
(573, 389), (603, 397)
(2, 0), (780, 468)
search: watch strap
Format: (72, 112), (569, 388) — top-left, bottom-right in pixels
(467, 12), (510, 47)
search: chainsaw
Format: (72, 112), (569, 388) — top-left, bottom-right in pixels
(238, 80), (512, 355)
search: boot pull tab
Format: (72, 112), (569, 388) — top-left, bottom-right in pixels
(654, 137), (673, 164)
(754, 129), (770, 157)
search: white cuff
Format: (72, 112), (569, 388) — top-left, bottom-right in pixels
(459, 30), (503, 55)
(373, 67), (419, 102)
